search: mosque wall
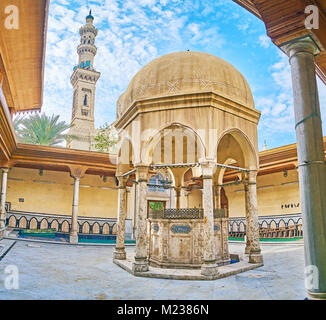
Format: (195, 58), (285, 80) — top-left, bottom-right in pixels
(3, 167), (119, 219)
(1, 166), (301, 236)
(225, 169), (301, 218)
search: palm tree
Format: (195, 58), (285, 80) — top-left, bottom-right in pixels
(15, 113), (76, 146)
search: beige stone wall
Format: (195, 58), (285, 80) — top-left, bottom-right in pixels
(3, 167), (118, 218)
(225, 169), (300, 218)
(0, 166), (301, 222)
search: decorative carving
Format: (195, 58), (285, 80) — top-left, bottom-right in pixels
(171, 224), (191, 234)
(149, 208), (203, 219)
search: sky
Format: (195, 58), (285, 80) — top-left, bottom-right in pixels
(43, 0), (326, 151)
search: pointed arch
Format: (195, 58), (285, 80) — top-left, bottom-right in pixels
(215, 128), (259, 171)
(141, 122), (206, 166)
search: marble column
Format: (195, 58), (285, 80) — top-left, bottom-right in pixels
(70, 176), (80, 244)
(184, 190), (190, 208)
(132, 165), (149, 273)
(283, 36), (326, 300)
(215, 185), (222, 210)
(114, 176), (128, 260)
(0, 168), (9, 237)
(244, 170), (263, 263)
(175, 186), (181, 209)
(200, 161), (219, 277)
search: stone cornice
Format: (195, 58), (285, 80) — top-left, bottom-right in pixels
(70, 68), (101, 86)
(9, 143), (117, 176)
(115, 91), (261, 130)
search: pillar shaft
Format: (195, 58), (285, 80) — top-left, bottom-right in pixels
(114, 176), (128, 260)
(175, 186), (181, 209)
(0, 168), (9, 236)
(132, 166), (149, 272)
(70, 177), (80, 244)
(283, 37), (326, 299)
(215, 185), (221, 210)
(244, 171), (263, 264)
(200, 161), (219, 277)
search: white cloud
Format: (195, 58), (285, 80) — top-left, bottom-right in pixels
(42, 0), (229, 128)
(258, 34), (271, 48)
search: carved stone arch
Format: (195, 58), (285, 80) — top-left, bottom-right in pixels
(116, 136), (135, 176)
(61, 220), (70, 233)
(102, 223), (110, 235)
(40, 218), (48, 229)
(215, 128), (259, 171)
(111, 223), (117, 235)
(29, 217), (38, 229)
(141, 122), (206, 166)
(50, 220), (59, 231)
(92, 222), (100, 234)
(278, 219), (286, 228)
(288, 219), (295, 226)
(82, 222), (90, 234)
(8, 215), (17, 228)
(270, 220), (277, 229)
(239, 221), (245, 232)
(19, 216), (27, 229)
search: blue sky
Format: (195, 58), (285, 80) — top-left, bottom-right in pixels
(43, 0), (326, 151)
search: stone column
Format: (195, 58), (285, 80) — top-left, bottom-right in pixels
(132, 183), (138, 239)
(70, 176), (80, 244)
(215, 185), (222, 210)
(175, 186), (181, 209)
(244, 170), (263, 263)
(68, 166), (87, 244)
(114, 176), (128, 260)
(132, 165), (149, 273)
(0, 168), (9, 237)
(200, 161), (219, 277)
(184, 190), (190, 208)
(283, 37), (326, 300)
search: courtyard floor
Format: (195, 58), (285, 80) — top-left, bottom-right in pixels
(0, 239), (305, 300)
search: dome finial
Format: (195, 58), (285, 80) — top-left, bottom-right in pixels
(86, 9), (94, 21)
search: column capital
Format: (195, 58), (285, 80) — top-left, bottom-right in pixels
(68, 165), (87, 179)
(1, 168), (9, 174)
(135, 165), (149, 182)
(244, 170), (257, 183)
(281, 35), (320, 58)
(116, 175), (128, 188)
(200, 160), (216, 179)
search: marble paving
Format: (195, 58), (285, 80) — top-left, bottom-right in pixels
(114, 254), (263, 280)
(0, 239), (306, 300)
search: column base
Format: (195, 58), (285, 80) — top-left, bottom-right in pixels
(132, 258), (149, 273)
(113, 248), (126, 260)
(249, 253), (263, 264)
(69, 233), (78, 244)
(201, 262), (219, 277)
(307, 290), (326, 300)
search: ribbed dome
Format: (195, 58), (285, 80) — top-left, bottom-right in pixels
(117, 51), (255, 118)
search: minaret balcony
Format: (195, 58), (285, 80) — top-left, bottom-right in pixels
(77, 44), (97, 56)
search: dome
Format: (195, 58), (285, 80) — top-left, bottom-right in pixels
(117, 51), (255, 118)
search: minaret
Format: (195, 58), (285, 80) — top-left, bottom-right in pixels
(67, 10), (101, 151)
